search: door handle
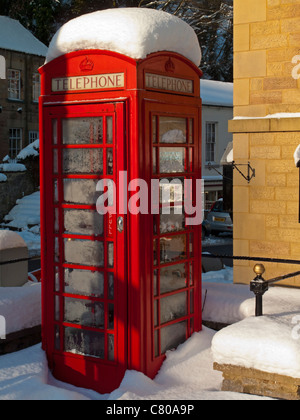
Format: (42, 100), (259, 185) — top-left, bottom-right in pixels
(117, 217), (124, 233)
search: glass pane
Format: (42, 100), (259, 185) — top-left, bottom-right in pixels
(108, 242), (114, 268)
(154, 330), (159, 358)
(160, 178), (184, 205)
(55, 238), (59, 262)
(64, 268), (104, 298)
(64, 209), (103, 236)
(108, 334), (114, 361)
(153, 270), (158, 297)
(160, 321), (187, 354)
(159, 117), (187, 144)
(64, 327), (105, 359)
(152, 116), (157, 143)
(153, 239), (157, 266)
(160, 292), (187, 324)
(106, 117), (113, 144)
(153, 147), (157, 174)
(160, 207), (185, 233)
(189, 119), (194, 144)
(108, 304), (114, 330)
(54, 180), (58, 203)
(55, 295), (60, 321)
(62, 118), (103, 145)
(55, 208), (59, 233)
(159, 147), (185, 173)
(55, 267), (60, 292)
(52, 119), (58, 145)
(64, 179), (99, 205)
(55, 325), (60, 351)
(53, 149), (58, 174)
(106, 149), (113, 175)
(108, 273), (114, 300)
(63, 149), (103, 175)
(160, 263), (186, 294)
(160, 234), (187, 264)
(64, 239), (104, 267)
(64, 297), (104, 328)
(154, 300), (158, 327)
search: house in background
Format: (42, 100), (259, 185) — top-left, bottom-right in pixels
(0, 16), (47, 160)
(200, 79), (233, 211)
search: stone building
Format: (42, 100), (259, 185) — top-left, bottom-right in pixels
(201, 79), (233, 211)
(0, 16), (47, 160)
(231, 0), (300, 287)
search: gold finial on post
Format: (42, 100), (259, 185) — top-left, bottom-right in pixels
(253, 264), (265, 277)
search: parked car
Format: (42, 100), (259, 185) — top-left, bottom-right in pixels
(206, 199), (233, 236)
(202, 219), (211, 238)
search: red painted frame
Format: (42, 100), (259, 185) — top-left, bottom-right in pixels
(39, 49), (202, 393)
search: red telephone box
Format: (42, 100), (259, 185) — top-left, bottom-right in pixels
(39, 49), (202, 394)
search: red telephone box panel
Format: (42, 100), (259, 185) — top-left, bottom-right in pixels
(41, 102), (127, 392)
(39, 49), (202, 394)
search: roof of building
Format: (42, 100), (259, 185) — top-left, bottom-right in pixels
(0, 16), (48, 57)
(201, 79), (233, 108)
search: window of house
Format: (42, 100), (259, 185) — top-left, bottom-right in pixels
(9, 128), (22, 158)
(205, 122), (217, 163)
(29, 130), (39, 144)
(32, 73), (40, 102)
(8, 69), (21, 100)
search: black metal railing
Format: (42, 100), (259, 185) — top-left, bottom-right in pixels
(202, 253), (300, 317)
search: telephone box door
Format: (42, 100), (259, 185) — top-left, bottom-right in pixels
(41, 102), (127, 393)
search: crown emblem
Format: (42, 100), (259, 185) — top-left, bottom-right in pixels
(165, 58), (175, 73)
(80, 57), (94, 72)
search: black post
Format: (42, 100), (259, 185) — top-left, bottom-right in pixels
(250, 264), (269, 317)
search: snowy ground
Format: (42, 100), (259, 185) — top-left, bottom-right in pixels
(1, 267), (299, 400)
(1, 191), (41, 257)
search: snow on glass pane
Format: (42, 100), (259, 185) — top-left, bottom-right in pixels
(64, 209), (103, 236)
(106, 117), (113, 144)
(106, 149), (113, 175)
(64, 297), (104, 328)
(108, 273), (114, 300)
(63, 149), (103, 175)
(64, 327), (105, 359)
(160, 321), (187, 354)
(160, 235), (186, 264)
(64, 239), (104, 267)
(159, 147), (185, 173)
(160, 207), (185, 234)
(160, 263), (186, 295)
(160, 292), (187, 324)
(108, 334), (114, 361)
(64, 179), (99, 205)
(160, 117), (187, 144)
(62, 118), (103, 145)
(64, 268), (104, 298)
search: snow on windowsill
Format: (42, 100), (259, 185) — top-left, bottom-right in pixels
(234, 112), (300, 120)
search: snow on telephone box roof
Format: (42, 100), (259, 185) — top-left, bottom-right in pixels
(46, 8), (202, 66)
(0, 16), (47, 57)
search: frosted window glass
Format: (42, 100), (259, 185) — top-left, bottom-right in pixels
(63, 149), (103, 174)
(160, 321), (187, 354)
(62, 118), (103, 145)
(64, 327), (105, 359)
(64, 209), (103, 236)
(160, 263), (186, 294)
(160, 292), (187, 324)
(64, 239), (104, 267)
(64, 269), (104, 298)
(63, 179), (99, 205)
(64, 297), (104, 328)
